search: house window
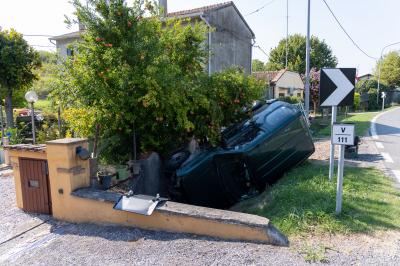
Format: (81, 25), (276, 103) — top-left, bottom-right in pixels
(66, 48), (74, 57)
(278, 93), (285, 98)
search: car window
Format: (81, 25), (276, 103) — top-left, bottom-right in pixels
(263, 106), (297, 128)
(223, 122), (265, 147)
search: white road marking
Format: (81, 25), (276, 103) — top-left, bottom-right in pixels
(393, 170), (400, 183)
(370, 107), (400, 140)
(375, 142), (384, 149)
(371, 126), (379, 140)
(371, 113), (380, 140)
(382, 152), (394, 163)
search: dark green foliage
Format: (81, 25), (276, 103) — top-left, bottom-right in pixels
(0, 29), (41, 127)
(266, 34), (337, 74)
(355, 78), (387, 94)
(252, 59), (267, 72)
(32, 51), (58, 98)
(278, 96), (302, 104)
(355, 79), (389, 110)
(52, 0), (263, 162)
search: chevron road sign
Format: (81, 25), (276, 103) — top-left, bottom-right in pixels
(319, 68), (356, 107)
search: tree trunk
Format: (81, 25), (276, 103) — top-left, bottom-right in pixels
(5, 88), (14, 128)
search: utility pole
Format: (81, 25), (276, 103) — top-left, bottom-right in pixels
(377, 42), (400, 105)
(305, 0), (311, 117)
(285, 0), (289, 69)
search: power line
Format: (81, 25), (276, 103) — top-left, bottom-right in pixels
(245, 0), (278, 16)
(23, 34), (54, 37)
(254, 44), (269, 58)
(321, 0), (378, 60)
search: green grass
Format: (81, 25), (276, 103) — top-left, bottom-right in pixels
(233, 163), (400, 236)
(311, 111), (378, 138)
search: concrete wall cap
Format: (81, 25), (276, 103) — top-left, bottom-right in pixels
(4, 144), (46, 152)
(72, 188), (270, 228)
(46, 138), (88, 145)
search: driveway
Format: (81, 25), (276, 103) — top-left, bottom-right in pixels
(371, 107), (400, 182)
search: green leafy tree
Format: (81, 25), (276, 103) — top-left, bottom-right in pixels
(0, 29), (41, 127)
(266, 34), (337, 73)
(374, 51), (400, 88)
(31, 51), (58, 98)
(355, 79), (387, 94)
(252, 59), (267, 72)
(52, 0), (263, 162)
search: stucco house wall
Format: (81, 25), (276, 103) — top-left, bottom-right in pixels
(51, 2), (255, 75)
(253, 70), (305, 99)
(206, 5), (253, 74)
(55, 37), (80, 58)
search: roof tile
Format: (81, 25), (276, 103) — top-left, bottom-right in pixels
(167, 1), (233, 17)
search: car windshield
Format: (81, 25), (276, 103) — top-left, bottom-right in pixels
(222, 121), (265, 148)
(221, 103), (299, 148)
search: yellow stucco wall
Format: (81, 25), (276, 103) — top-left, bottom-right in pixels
(8, 138), (287, 245)
(46, 139), (90, 218)
(8, 149), (47, 209)
(55, 196), (275, 243)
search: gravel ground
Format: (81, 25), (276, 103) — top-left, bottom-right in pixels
(0, 175), (49, 241)
(310, 136), (384, 169)
(1, 138), (400, 266)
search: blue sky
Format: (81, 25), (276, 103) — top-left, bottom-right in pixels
(1, 0), (399, 75)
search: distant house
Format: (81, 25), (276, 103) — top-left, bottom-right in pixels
(253, 69), (305, 99)
(50, 1), (255, 74)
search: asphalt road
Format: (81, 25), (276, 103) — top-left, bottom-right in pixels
(371, 107), (400, 181)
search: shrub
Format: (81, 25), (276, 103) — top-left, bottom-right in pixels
(52, 0), (263, 163)
(354, 92), (361, 111)
(278, 96), (302, 104)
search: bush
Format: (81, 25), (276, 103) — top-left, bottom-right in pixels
(367, 89), (380, 110)
(37, 122), (59, 143)
(278, 96), (302, 104)
(2, 126), (25, 145)
(354, 92), (360, 111)
(52, 0), (264, 163)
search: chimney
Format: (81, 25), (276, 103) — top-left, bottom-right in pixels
(78, 19), (86, 31)
(159, 0), (168, 17)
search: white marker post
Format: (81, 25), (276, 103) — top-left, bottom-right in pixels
(381, 92), (386, 111)
(328, 106), (337, 181)
(332, 123), (355, 215)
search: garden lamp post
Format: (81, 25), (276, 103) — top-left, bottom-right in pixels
(0, 102), (4, 145)
(25, 91), (38, 144)
(377, 41), (400, 105)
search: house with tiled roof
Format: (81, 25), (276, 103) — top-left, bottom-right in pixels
(253, 69), (304, 99)
(50, 1), (255, 74)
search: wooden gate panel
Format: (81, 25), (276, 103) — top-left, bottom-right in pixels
(19, 158), (51, 214)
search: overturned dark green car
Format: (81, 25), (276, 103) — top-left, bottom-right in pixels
(168, 100), (315, 209)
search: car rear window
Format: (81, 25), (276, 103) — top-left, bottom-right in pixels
(262, 106), (297, 128)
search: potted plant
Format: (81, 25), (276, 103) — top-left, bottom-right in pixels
(97, 165), (117, 190)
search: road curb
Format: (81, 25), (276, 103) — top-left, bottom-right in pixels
(370, 107), (400, 184)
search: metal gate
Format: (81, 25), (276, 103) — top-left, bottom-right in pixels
(19, 158), (52, 214)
